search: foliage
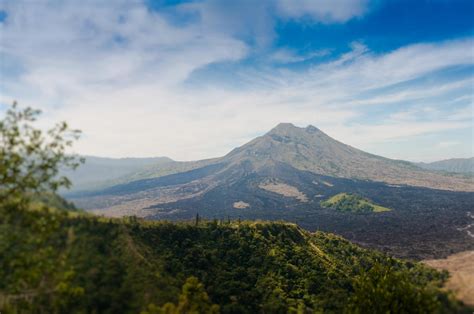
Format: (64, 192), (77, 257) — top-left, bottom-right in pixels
(142, 277), (219, 314)
(347, 262), (443, 313)
(0, 101), (83, 312)
(1, 206), (469, 313)
(30, 192), (78, 211)
(0, 102), (83, 206)
(321, 192), (391, 213)
(0, 204), (84, 313)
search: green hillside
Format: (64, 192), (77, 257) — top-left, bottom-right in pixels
(321, 192), (392, 213)
(1, 204), (467, 314)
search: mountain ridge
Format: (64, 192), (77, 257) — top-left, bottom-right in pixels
(62, 155), (175, 190)
(66, 123), (472, 193)
(218, 123), (472, 191)
(416, 157), (474, 174)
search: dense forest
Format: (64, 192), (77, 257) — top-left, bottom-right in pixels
(0, 202), (470, 313)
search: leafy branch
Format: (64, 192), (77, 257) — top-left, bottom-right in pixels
(0, 101), (83, 206)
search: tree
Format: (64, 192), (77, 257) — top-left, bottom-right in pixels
(0, 101), (83, 206)
(195, 213), (200, 226)
(0, 102), (84, 312)
(174, 276), (219, 313)
(346, 262), (441, 313)
(142, 277), (219, 314)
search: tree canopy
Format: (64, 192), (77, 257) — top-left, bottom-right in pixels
(0, 102), (83, 206)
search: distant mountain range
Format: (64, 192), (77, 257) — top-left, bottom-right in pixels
(66, 124), (474, 259)
(415, 157), (474, 174)
(68, 124), (472, 192)
(62, 155), (174, 190)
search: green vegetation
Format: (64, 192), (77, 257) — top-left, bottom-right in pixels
(142, 276), (220, 314)
(321, 193), (392, 213)
(0, 101), (83, 206)
(0, 103), (470, 313)
(31, 192), (79, 211)
(1, 205), (468, 313)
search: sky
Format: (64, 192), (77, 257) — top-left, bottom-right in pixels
(0, 0), (473, 162)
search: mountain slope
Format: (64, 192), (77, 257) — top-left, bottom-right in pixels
(221, 123), (472, 191)
(416, 157), (474, 174)
(67, 124), (473, 193)
(1, 204), (469, 313)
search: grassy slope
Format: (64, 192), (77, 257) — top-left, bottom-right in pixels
(424, 251), (474, 307)
(0, 204), (469, 313)
(321, 192), (391, 213)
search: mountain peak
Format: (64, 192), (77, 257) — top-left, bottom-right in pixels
(270, 122), (297, 132)
(305, 125), (321, 133)
(269, 123), (322, 135)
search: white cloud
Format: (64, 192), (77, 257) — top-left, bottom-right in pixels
(276, 0), (370, 23)
(0, 1), (472, 161)
(330, 121), (470, 146)
(181, 0), (277, 48)
(270, 48), (330, 63)
(447, 104), (473, 121)
(0, 0), (248, 95)
(437, 141), (461, 148)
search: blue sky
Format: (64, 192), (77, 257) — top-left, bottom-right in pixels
(0, 0), (472, 161)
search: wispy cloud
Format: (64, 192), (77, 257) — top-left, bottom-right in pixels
(270, 48), (331, 63)
(0, 1), (472, 161)
(276, 0), (370, 23)
(437, 141), (461, 148)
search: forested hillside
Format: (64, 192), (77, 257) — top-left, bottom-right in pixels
(0, 203), (470, 313)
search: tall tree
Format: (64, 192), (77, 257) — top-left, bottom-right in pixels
(0, 102), (83, 206)
(0, 102), (84, 312)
